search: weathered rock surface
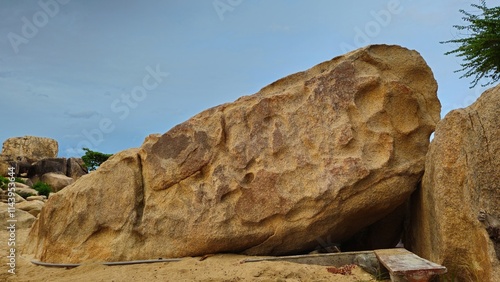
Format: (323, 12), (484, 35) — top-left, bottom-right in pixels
(66, 157), (88, 179)
(26, 195), (46, 201)
(25, 45), (440, 263)
(1, 136), (58, 164)
(17, 200), (45, 217)
(408, 84), (500, 281)
(40, 173), (74, 192)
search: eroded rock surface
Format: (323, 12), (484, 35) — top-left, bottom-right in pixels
(25, 45), (440, 263)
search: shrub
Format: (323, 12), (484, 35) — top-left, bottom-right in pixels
(0, 176), (9, 190)
(33, 181), (53, 197)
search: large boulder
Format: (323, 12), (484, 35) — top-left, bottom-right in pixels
(1, 136), (58, 164)
(25, 45), (440, 263)
(408, 85), (500, 281)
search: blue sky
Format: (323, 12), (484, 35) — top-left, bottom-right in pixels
(0, 0), (490, 157)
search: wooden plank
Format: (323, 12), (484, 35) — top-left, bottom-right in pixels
(241, 251), (375, 267)
(375, 248), (446, 279)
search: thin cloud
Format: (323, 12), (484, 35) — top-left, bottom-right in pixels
(64, 110), (101, 119)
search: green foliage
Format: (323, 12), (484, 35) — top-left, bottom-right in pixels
(1, 176), (28, 190)
(81, 147), (113, 171)
(0, 176), (8, 190)
(442, 1), (500, 87)
(33, 181), (52, 197)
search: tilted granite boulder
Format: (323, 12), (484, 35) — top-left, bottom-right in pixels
(25, 45), (440, 263)
(408, 84), (500, 281)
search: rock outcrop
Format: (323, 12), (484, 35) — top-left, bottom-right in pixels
(408, 85), (500, 281)
(25, 45), (440, 263)
(1, 136), (58, 164)
(0, 137), (87, 187)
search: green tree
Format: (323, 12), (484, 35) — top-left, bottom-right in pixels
(442, 1), (500, 87)
(81, 148), (113, 171)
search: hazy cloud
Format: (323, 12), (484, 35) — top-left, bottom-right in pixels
(64, 110), (101, 119)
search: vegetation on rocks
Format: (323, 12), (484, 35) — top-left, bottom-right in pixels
(0, 176), (8, 190)
(33, 181), (52, 197)
(0, 175), (25, 190)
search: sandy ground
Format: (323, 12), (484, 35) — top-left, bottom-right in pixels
(1, 229), (384, 282)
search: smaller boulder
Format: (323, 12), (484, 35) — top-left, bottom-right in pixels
(15, 183), (39, 197)
(67, 158), (88, 179)
(17, 200), (45, 217)
(41, 173), (74, 192)
(0, 189), (26, 203)
(14, 192), (26, 203)
(27, 195), (47, 201)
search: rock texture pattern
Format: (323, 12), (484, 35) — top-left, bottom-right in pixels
(1, 136), (58, 163)
(25, 45), (440, 263)
(17, 200), (45, 217)
(408, 85), (500, 281)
